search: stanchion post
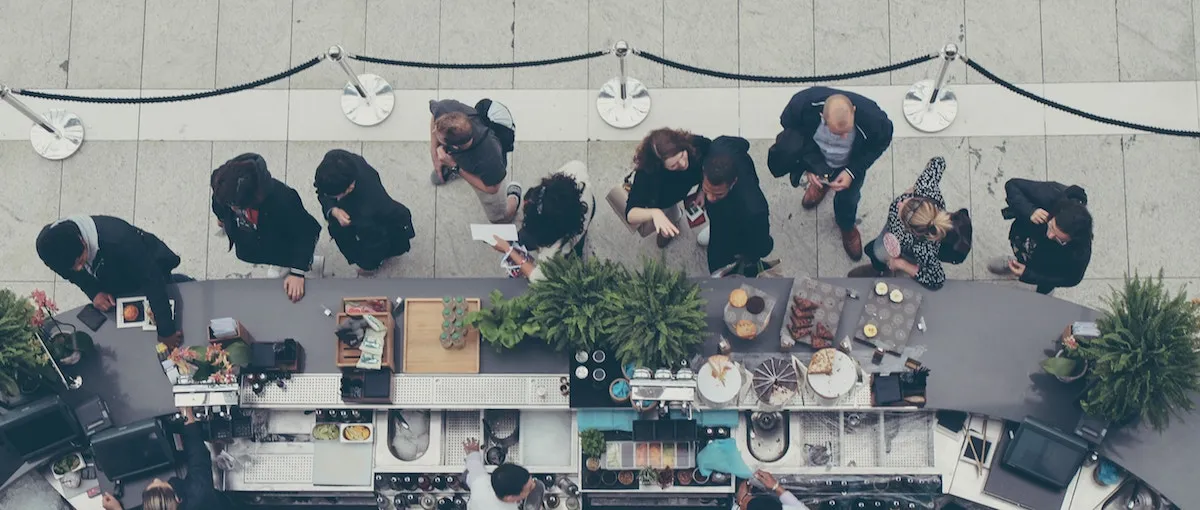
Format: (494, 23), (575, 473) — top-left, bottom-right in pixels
(0, 84), (84, 160)
(327, 45), (395, 127)
(596, 40), (651, 129)
(902, 43), (960, 133)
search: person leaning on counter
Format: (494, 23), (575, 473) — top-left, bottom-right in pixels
(463, 437), (536, 510)
(101, 408), (232, 510)
(736, 470), (810, 510)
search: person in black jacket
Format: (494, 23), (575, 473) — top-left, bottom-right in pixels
(766, 86), (894, 262)
(989, 178), (1093, 294)
(314, 149), (415, 276)
(102, 407), (232, 510)
(625, 128), (712, 248)
(36, 215), (187, 347)
(701, 136), (774, 276)
(211, 153), (321, 302)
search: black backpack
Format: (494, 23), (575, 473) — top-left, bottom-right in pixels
(474, 99), (516, 154)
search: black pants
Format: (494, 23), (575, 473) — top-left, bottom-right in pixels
(863, 239), (887, 272)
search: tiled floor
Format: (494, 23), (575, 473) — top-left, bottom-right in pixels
(2, 0), (1200, 504)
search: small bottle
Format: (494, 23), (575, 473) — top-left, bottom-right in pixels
(405, 493), (420, 507)
(251, 382), (264, 394)
(374, 474), (385, 489)
(444, 474), (458, 490)
(453, 495), (467, 510)
(542, 474), (556, 487)
(394, 494), (407, 509)
(432, 474), (447, 490)
(377, 494), (390, 510)
(454, 296), (464, 304)
(437, 497), (454, 510)
(390, 475), (403, 490)
(417, 475), (432, 491)
(402, 474), (417, 490)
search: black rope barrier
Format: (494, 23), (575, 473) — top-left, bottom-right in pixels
(633, 50), (939, 83)
(15, 57), (323, 104)
(965, 58), (1200, 138)
(350, 50), (608, 69)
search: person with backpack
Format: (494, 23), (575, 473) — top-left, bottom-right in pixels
(989, 178), (1093, 294)
(429, 98), (522, 224)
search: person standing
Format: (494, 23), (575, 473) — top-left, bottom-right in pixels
(989, 178), (1093, 294)
(429, 99), (522, 224)
(36, 216), (189, 347)
(462, 438), (536, 510)
(211, 153), (321, 302)
(624, 128), (712, 248)
(314, 149), (415, 277)
(488, 160), (595, 281)
(767, 86), (894, 261)
(701, 136), (774, 277)
(735, 470), (810, 510)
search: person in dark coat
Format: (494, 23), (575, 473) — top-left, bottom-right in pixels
(624, 128), (712, 248)
(989, 178), (1093, 294)
(313, 149), (415, 276)
(767, 86), (894, 262)
(701, 136), (774, 276)
(36, 215), (187, 347)
(211, 153), (321, 302)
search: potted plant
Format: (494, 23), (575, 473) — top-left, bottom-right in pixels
(30, 290), (94, 366)
(465, 290), (539, 350)
(526, 256), (624, 353)
(638, 467), (659, 486)
(580, 428), (605, 471)
(1041, 334), (1088, 382)
(607, 258), (707, 368)
(167, 341), (251, 384)
(1076, 273), (1200, 431)
(0, 289), (55, 400)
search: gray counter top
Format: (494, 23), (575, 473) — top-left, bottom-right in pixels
(50, 277), (1195, 504)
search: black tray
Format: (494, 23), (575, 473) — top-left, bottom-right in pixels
(568, 350), (629, 408)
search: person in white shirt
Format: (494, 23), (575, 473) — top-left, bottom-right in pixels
(463, 438), (536, 510)
(735, 470), (810, 510)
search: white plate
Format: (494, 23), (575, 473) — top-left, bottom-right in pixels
(697, 358), (741, 405)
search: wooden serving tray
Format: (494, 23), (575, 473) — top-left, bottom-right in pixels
(402, 298), (481, 374)
(335, 312), (395, 369)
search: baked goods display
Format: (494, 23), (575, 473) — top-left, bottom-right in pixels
(780, 279), (849, 350)
(809, 349), (836, 375)
(729, 289), (748, 307)
(751, 357), (799, 407)
(855, 281), (924, 354)
(734, 320), (758, 339)
(875, 282), (889, 296)
(745, 296), (766, 314)
(863, 324), (878, 338)
(723, 285), (775, 341)
(889, 289), (904, 303)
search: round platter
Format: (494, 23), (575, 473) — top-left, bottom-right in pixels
(697, 356), (742, 406)
(752, 358), (799, 407)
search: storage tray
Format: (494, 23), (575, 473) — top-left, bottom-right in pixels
(722, 284), (777, 340)
(779, 278), (848, 350)
(601, 441), (695, 470)
(854, 281), (923, 354)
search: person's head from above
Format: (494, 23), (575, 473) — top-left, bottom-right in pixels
(521, 173), (587, 248)
(701, 153), (739, 203)
(820, 94), (856, 138)
(1047, 199), (1092, 246)
(491, 463), (535, 503)
(142, 479), (179, 510)
(901, 197), (952, 242)
(211, 157), (268, 209)
(36, 221), (86, 273)
(435, 111), (475, 152)
(635, 128), (697, 172)
(745, 495), (783, 510)
(314, 150), (358, 199)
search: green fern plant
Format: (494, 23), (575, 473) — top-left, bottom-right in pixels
(1077, 272), (1200, 431)
(0, 289), (53, 396)
(607, 258), (708, 368)
(466, 290), (539, 350)
(527, 255), (625, 353)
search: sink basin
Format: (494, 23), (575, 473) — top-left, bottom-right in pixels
(389, 410), (431, 461)
(745, 411), (790, 463)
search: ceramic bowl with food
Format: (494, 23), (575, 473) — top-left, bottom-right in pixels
(51, 452), (84, 477)
(340, 423), (374, 443)
(312, 423), (340, 441)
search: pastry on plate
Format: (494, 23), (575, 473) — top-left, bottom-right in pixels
(734, 320), (758, 339)
(793, 296), (820, 311)
(863, 324), (878, 338)
(814, 322), (834, 341)
(889, 289), (904, 303)
(874, 282), (889, 296)
(729, 289), (749, 307)
(746, 296), (766, 314)
(810, 349), (835, 375)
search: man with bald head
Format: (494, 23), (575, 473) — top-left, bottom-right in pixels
(767, 86), (893, 260)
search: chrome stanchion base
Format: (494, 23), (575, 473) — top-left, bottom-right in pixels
(596, 77), (651, 129)
(30, 109), (84, 160)
(340, 73), (395, 127)
(902, 79), (958, 133)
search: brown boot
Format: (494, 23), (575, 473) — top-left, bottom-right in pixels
(801, 184), (828, 209)
(841, 227), (863, 261)
(847, 264), (881, 278)
(656, 234), (674, 248)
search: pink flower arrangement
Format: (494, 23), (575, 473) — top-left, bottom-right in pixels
(29, 289), (57, 329)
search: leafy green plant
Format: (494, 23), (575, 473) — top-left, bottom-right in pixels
(579, 428), (606, 458)
(1041, 356), (1080, 378)
(527, 255), (625, 353)
(1042, 335), (1085, 379)
(0, 289), (53, 396)
(1077, 272), (1200, 431)
(607, 258), (707, 368)
(466, 290), (539, 350)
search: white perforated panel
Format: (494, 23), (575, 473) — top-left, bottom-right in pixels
(240, 374), (342, 406)
(241, 374), (569, 408)
(798, 411), (841, 467)
(840, 412), (880, 467)
(881, 412), (934, 468)
(435, 377), (525, 406)
(242, 453), (314, 484)
(442, 411), (482, 465)
(394, 376), (436, 404)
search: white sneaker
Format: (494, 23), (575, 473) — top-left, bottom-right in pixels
(696, 225), (710, 247)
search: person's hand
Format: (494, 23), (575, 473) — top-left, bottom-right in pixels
(101, 492), (123, 510)
(652, 209), (680, 238)
(1029, 208), (1050, 224)
(688, 192), (705, 209)
(888, 257), (918, 276)
(158, 331), (183, 350)
(435, 146), (456, 168)
(284, 275), (305, 302)
(1008, 260), (1026, 277)
(806, 172), (825, 189)
(827, 170), (853, 191)
(92, 292), (115, 311)
(463, 438), (481, 454)
(330, 208), (351, 227)
(753, 469), (779, 491)
(735, 480), (752, 508)
(490, 235), (512, 254)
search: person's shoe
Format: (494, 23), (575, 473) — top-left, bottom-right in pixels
(987, 256), (1016, 276)
(789, 172), (803, 188)
(847, 264), (882, 278)
(801, 183), (828, 209)
(656, 234), (674, 248)
(505, 181), (523, 201)
(841, 227), (863, 261)
(430, 165), (460, 185)
(696, 225), (710, 247)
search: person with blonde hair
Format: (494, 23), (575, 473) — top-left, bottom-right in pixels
(848, 157), (952, 290)
(624, 128), (712, 248)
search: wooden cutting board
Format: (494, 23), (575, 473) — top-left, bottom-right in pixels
(402, 298), (481, 373)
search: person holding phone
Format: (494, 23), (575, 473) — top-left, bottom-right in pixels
(989, 178), (1093, 294)
(735, 470), (810, 510)
(624, 128), (713, 248)
(487, 160), (594, 281)
(314, 149), (415, 277)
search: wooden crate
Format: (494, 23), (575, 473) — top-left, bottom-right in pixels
(335, 312), (395, 369)
(402, 298), (481, 374)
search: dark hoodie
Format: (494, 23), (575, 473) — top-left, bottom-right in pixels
(211, 153), (321, 271)
(168, 422), (234, 510)
(1001, 178), (1092, 292)
(316, 150), (415, 269)
(703, 136), (773, 273)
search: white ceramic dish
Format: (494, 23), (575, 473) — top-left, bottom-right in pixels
(339, 423), (374, 443)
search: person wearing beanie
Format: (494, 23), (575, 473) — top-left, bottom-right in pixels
(990, 178), (1094, 294)
(313, 149), (415, 276)
(211, 153), (321, 302)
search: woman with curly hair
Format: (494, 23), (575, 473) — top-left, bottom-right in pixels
(489, 160), (594, 281)
(624, 128), (712, 247)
